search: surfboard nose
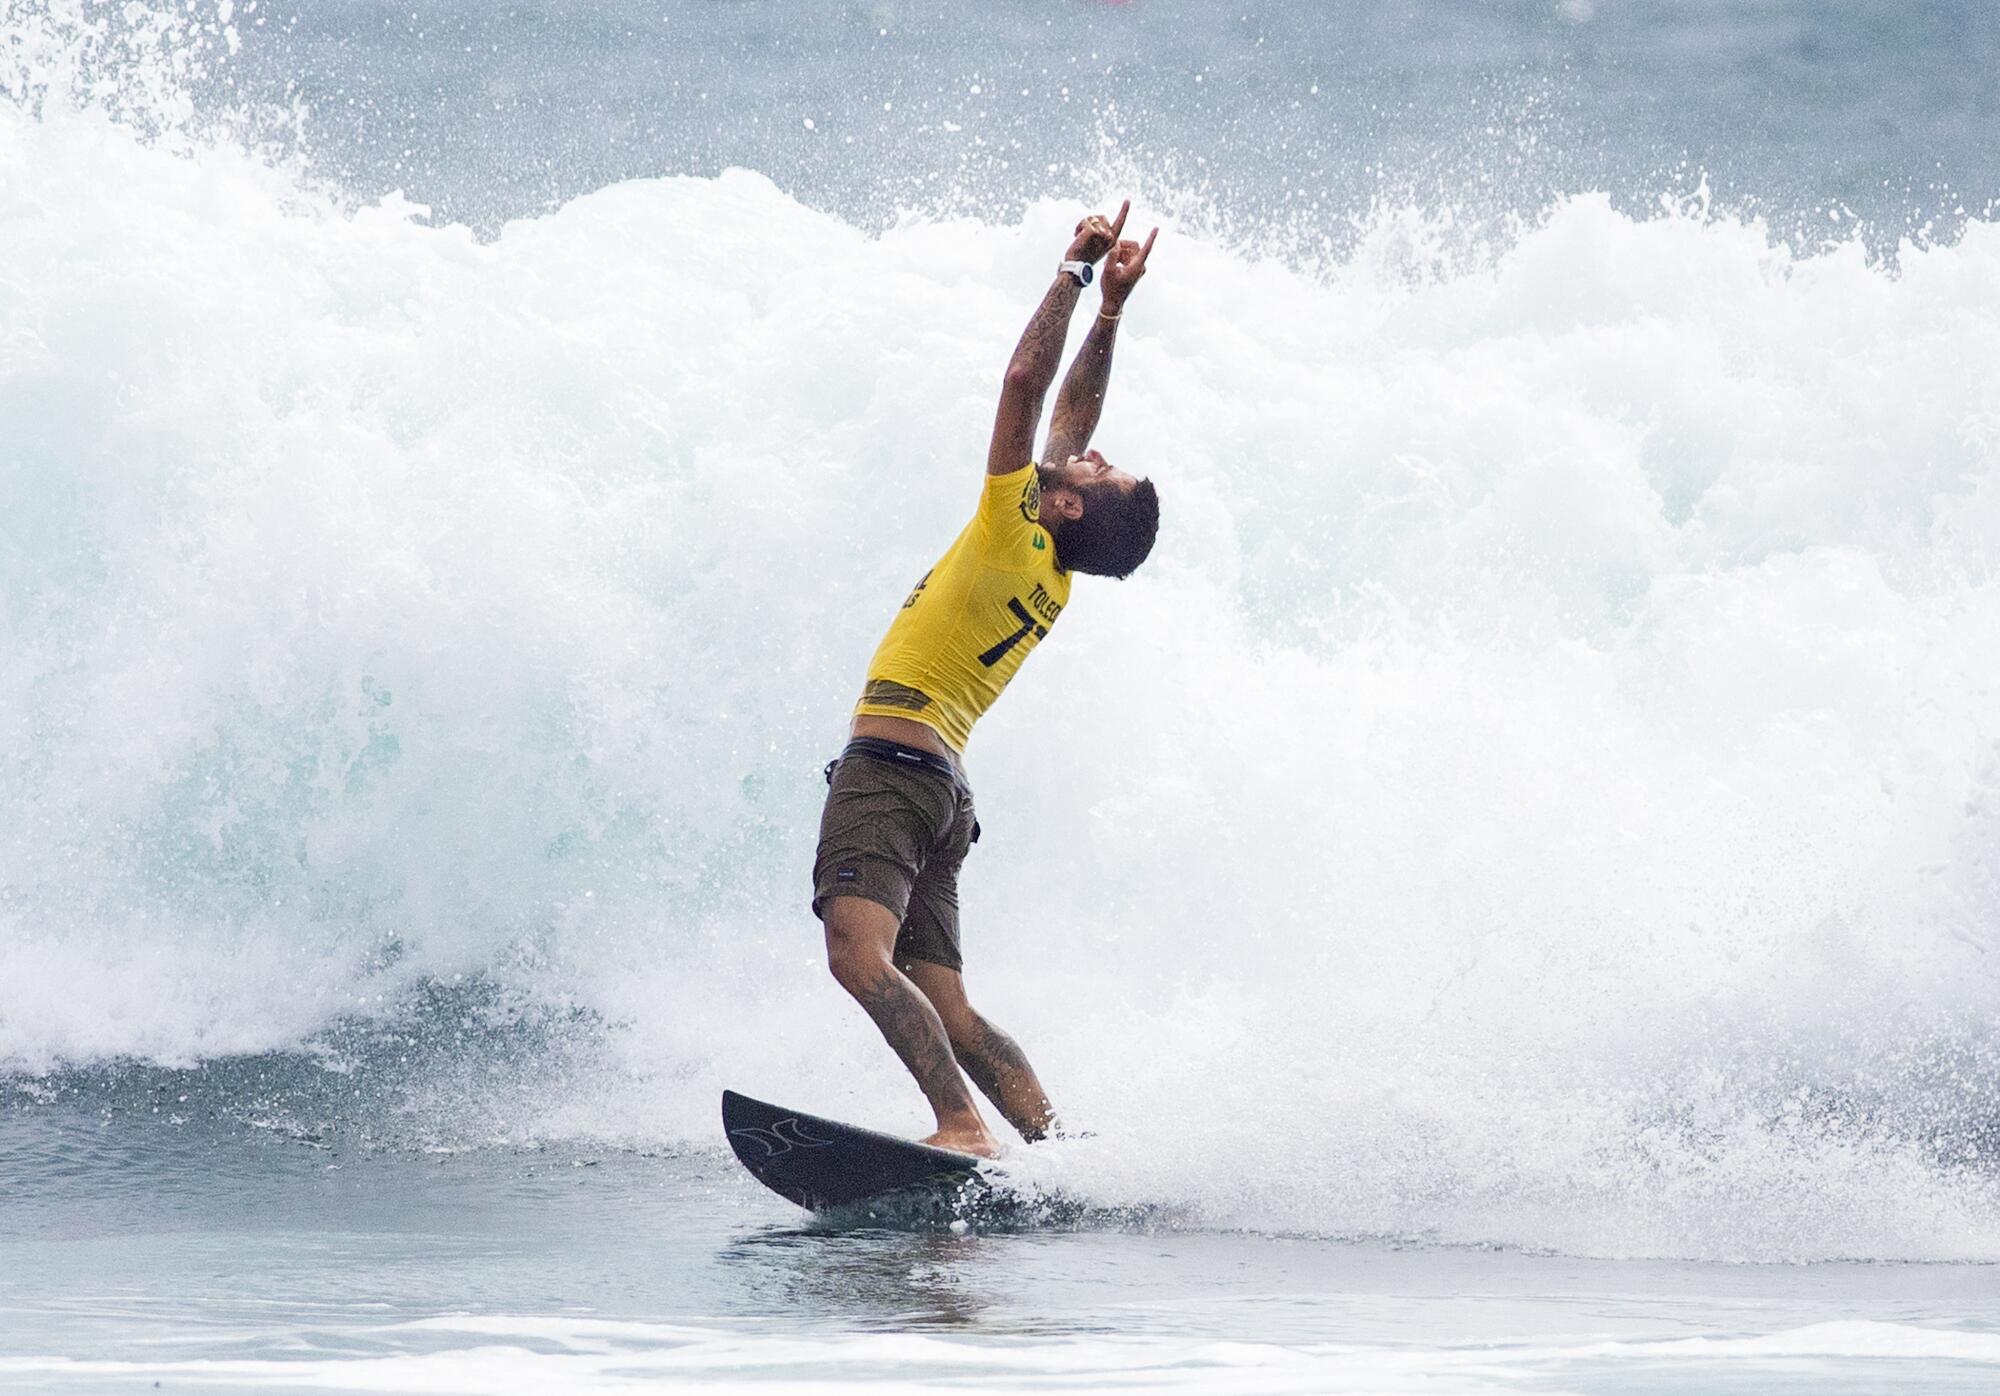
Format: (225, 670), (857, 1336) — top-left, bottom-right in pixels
(720, 1088), (982, 1212)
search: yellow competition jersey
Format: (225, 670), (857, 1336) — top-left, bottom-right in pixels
(854, 464), (1072, 752)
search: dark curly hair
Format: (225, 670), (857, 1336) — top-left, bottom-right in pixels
(1054, 477), (1160, 579)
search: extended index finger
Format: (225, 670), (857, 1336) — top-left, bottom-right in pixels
(1138, 226), (1159, 261)
(1108, 199), (1130, 240)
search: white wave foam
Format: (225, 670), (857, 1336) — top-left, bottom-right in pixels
(3, 45), (1997, 1260)
(4, 1317), (1995, 1394)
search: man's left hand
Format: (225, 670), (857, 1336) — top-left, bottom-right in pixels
(1101, 226), (1159, 308)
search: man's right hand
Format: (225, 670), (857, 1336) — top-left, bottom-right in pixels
(1064, 200), (1130, 265)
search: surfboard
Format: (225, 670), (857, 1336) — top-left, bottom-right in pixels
(721, 1088), (986, 1215)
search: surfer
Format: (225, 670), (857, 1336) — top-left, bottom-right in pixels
(813, 201), (1162, 1159)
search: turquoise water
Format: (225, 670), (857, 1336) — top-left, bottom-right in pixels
(4, 1), (1999, 1389)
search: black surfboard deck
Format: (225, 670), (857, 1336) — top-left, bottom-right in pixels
(721, 1088), (985, 1214)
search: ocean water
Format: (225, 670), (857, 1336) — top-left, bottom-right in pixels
(3, 1), (1999, 1390)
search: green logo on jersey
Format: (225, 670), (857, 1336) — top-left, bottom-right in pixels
(1032, 532), (1046, 550)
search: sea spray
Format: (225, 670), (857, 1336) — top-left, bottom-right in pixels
(4, 10), (1998, 1262)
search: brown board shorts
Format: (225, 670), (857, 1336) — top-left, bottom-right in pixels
(811, 739), (979, 972)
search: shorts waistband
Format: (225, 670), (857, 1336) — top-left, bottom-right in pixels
(830, 737), (963, 787)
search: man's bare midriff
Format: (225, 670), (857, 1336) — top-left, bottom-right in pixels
(850, 713), (965, 775)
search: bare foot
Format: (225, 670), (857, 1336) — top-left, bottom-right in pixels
(923, 1125), (1001, 1159)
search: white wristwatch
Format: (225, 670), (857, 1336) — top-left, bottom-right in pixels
(1058, 259), (1094, 287)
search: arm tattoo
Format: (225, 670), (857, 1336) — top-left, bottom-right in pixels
(1044, 313), (1119, 462)
(990, 277), (1084, 474)
(1007, 279), (1084, 399)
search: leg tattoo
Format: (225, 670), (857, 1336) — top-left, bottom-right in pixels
(953, 1015), (1056, 1142)
(852, 965), (978, 1120)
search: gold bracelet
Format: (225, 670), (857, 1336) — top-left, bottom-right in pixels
(1098, 306), (1121, 321)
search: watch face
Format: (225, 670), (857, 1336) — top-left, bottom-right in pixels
(1078, 263), (1093, 285)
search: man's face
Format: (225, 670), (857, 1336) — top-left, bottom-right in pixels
(1059, 449), (1139, 497)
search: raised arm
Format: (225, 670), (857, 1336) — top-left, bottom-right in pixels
(1042, 225), (1157, 466)
(986, 202), (1128, 477)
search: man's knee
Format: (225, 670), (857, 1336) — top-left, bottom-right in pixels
(823, 898), (896, 994)
(899, 958), (977, 1036)
(825, 924), (883, 994)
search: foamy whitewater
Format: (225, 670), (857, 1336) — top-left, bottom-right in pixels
(3, 3), (1999, 1391)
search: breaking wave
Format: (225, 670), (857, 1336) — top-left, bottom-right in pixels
(4, 2), (1998, 1262)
